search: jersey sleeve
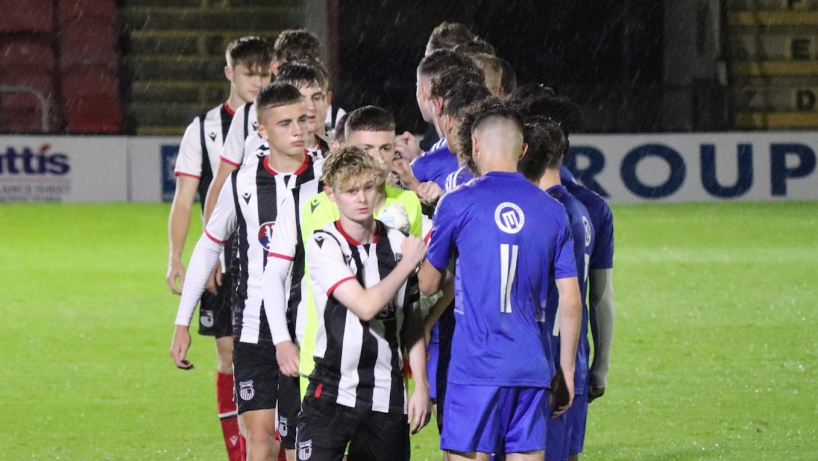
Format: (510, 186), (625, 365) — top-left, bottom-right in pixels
(204, 175), (238, 243)
(410, 156), (430, 183)
(306, 233), (357, 296)
(554, 212), (578, 280)
(589, 202), (614, 270)
(268, 190), (299, 261)
(174, 119), (203, 178)
(426, 192), (460, 270)
(220, 104), (247, 167)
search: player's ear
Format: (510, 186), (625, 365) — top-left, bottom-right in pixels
(324, 185), (336, 203)
(256, 121), (269, 140)
(326, 91), (333, 105)
(472, 135), (480, 156)
(433, 98), (443, 118)
(330, 139), (340, 150)
(519, 143), (529, 160)
(270, 60), (279, 76)
(224, 65), (233, 82)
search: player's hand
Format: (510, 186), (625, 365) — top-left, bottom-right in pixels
(170, 325), (194, 370)
(549, 367), (574, 417)
(416, 181), (444, 206)
(275, 340), (300, 377)
(391, 158), (419, 191)
(166, 259), (186, 295)
(588, 386), (605, 403)
(400, 235), (428, 267)
(206, 261), (222, 295)
(407, 381), (431, 434)
(394, 131), (422, 162)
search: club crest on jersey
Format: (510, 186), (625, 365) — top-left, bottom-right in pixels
(208, 132), (217, 141)
(239, 380), (254, 401)
(278, 417), (288, 437)
(582, 216), (592, 247)
(298, 440), (312, 460)
(258, 222), (275, 251)
(200, 310), (214, 328)
(495, 202), (525, 234)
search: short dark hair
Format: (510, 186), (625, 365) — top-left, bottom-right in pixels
(417, 49), (479, 80)
(467, 53), (502, 88)
(334, 112), (349, 144)
(226, 36), (273, 69)
(519, 116), (568, 181)
(507, 84), (584, 137)
(344, 105), (395, 134)
(498, 58), (517, 95)
(276, 61), (328, 90)
(255, 82), (303, 119)
(455, 96), (501, 170)
(274, 29), (321, 63)
(441, 83), (492, 118)
(427, 22), (477, 52)
(453, 39), (495, 56)
(429, 66), (486, 101)
(471, 104), (524, 138)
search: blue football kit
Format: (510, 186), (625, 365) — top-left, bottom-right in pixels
(411, 140), (459, 190)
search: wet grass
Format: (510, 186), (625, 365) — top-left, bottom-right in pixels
(1, 202), (816, 460)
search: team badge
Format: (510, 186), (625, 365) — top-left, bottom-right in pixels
(297, 440), (312, 460)
(258, 222), (275, 251)
(200, 310), (214, 328)
(582, 216), (592, 247)
(495, 202), (525, 234)
(239, 380), (255, 401)
(278, 417), (288, 437)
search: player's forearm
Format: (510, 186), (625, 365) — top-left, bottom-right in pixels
(423, 271), (454, 335)
(175, 235), (223, 325)
(589, 268), (615, 387)
(346, 260), (418, 321)
(406, 304), (429, 389)
(418, 261), (445, 296)
(262, 257), (295, 345)
(557, 283), (583, 378)
(168, 202), (193, 261)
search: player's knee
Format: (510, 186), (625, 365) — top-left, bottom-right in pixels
(215, 337), (234, 372)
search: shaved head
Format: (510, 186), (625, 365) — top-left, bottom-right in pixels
(471, 108), (526, 175)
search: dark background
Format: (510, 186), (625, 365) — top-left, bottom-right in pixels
(333, 0), (664, 134)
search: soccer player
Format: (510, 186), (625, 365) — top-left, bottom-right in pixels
(204, 29), (332, 222)
(295, 106), (424, 395)
(509, 85), (615, 404)
(454, 42), (503, 97)
(276, 61), (332, 154)
(171, 83), (321, 461)
(296, 146), (430, 460)
(519, 117), (594, 461)
(166, 35), (272, 461)
(425, 21), (477, 56)
(418, 106), (583, 461)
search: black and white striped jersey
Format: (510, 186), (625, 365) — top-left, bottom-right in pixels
(264, 177), (322, 346)
(174, 103), (235, 205)
(220, 102), (259, 168)
(306, 221), (420, 414)
(204, 148), (322, 345)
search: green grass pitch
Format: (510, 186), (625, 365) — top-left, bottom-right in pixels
(1, 201), (817, 460)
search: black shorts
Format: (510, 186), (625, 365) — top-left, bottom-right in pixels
(197, 272), (233, 338)
(435, 302), (455, 434)
(277, 375), (301, 449)
(233, 341), (280, 414)
(295, 383), (410, 461)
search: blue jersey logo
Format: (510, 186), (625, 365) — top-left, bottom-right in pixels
(494, 202), (525, 234)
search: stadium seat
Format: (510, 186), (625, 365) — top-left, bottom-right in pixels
(61, 67), (122, 133)
(58, 24), (119, 71)
(0, 0), (55, 33)
(0, 38), (56, 70)
(58, 0), (118, 25)
(0, 92), (52, 133)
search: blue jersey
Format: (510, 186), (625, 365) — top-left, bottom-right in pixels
(427, 171), (577, 387)
(411, 141), (459, 190)
(561, 165), (613, 270)
(445, 164), (474, 192)
(543, 184), (594, 394)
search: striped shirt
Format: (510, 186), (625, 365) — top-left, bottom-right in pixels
(205, 148), (322, 344)
(306, 221), (419, 414)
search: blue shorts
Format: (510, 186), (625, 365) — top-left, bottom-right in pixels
(427, 341), (439, 400)
(545, 393), (588, 461)
(441, 383), (547, 455)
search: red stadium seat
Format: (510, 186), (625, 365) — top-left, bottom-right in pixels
(58, 0), (118, 25)
(0, 0), (55, 33)
(58, 24), (119, 71)
(61, 67), (122, 133)
(0, 38), (56, 70)
(0, 92), (52, 133)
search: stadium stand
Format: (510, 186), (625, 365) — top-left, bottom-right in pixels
(728, 0), (818, 128)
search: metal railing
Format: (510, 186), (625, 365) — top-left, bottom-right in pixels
(0, 84), (51, 133)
